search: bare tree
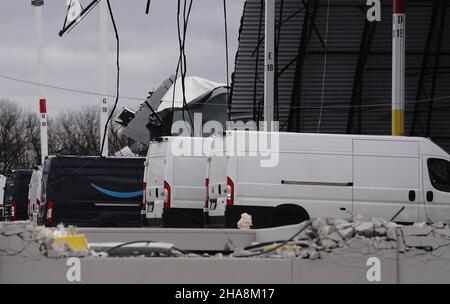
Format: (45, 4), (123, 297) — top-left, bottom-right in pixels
(50, 106), (100, 156)
(24, 112), (41, 164)
(1, 100), (148, 174)
(0, 99), (39, 173)
(50, 106), (147, 156)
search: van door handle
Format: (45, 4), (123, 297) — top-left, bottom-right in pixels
(408, 190), (416, 202)
(426, 191), (434, 203)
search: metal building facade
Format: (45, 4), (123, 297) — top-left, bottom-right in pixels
(230, 0), (450, 152)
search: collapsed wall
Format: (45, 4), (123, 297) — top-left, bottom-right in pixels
(1, 218), (450, 284)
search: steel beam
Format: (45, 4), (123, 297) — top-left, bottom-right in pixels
(411, 0), (447, 137)
(346, 20), (377, 134)
(287, 0), (319, 132)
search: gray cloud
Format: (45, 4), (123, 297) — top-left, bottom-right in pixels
(0, 0), (245, 116)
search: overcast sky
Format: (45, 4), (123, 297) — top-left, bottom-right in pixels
(0, 0), (245, 116)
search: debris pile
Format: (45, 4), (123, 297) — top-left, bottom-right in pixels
(233, 215), (450, 260)
(0, 221), (93, 258)
(2, 217), (450, 261)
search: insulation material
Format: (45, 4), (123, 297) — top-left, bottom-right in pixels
(158, 77), (226, 112)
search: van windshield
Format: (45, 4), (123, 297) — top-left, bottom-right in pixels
(428, 158), (450, 193)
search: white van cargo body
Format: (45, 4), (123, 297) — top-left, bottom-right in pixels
(144, 137), (212, 228)
(0, 174), (6, 219)
(27, 167), (42, 224)
(208, 131), (450, 228)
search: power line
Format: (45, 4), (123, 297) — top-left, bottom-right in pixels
(2, 72), (450, 111)
(317, 0), (330, 133)
(0, 73), (144, 102)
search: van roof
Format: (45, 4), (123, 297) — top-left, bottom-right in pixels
(47, 155), (145, 161)
(11, 170), (33, 177)
(220, 131), (448, 157)
(223, 130), (427, 142)
(150, 136), (213, 143)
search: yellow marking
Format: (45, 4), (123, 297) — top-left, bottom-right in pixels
(392, 108), (404, 136)
(53, 234), (88, 251)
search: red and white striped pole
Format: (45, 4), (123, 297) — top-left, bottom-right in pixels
(32, 0), (49, 163)
(39, 98), (48, 162)
(392, 0), (406, 136)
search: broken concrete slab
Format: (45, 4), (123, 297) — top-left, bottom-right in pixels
(327, 232), (343, 243)
(321, 239), (338, 250)
(318, 225), (335, 238)
(375, 227), (387, 237)
(355, 222), (375, 237)
(336, 222), (353, 230)
(404, 236), (450, 251)
(309, 251), (320, 260)
(346, 237), (371, 250)
(413, 222), (429, 228)
(387, 228), (398, 241)
(402, 226), (433, 237)
(431, 222), (446, 229)
(371, 218), (387, 228)
(338, 227), (354, 240)
(434, 228), (450, 239)
(372, 240), (396, 250)
(312, 218), (329, 230)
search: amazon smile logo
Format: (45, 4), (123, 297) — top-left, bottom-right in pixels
(90, 183), (143, 199)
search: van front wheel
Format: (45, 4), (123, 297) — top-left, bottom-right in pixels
(272, 204), (310, 227)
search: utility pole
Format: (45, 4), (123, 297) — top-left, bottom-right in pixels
(100, 0), (109, 156)
(392, 0), (406, 136)
(32, 0), (48, 164)
(264, 0), (275, 131)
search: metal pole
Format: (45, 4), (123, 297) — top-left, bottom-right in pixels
(264, 0), (275, 131)
(392, 0), (406, 136)
(100, 0), (109, 156)
(395, 227), (401, 284)
(32, 0), (48, 164)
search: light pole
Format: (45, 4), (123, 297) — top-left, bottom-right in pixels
(32, 0), (48, 164)
(100, 0), (109, 156)
(392, 0), (406, 136)
(264, 0), (275, 131)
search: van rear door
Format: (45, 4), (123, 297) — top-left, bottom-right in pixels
(0, 175), (6, 217)
(15, 171), (32, 220)
(172, 156), (209, 210)
(3, 178), (14, 220)
(27, 171), (38, 220)
(208, 153), (228, 217)
(146, 154), (167, 220)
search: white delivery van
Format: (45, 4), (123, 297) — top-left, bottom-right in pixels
(208, 131), (450, 228)
(0, 174), (6, 220)
(141, 161), (149, 226)
(144, 137), (212, 228)
(27, 167), (42, 224)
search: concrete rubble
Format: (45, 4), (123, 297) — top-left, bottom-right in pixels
(232, 215), (450, 260)
(0, 221), (93, 258)
(2, 216), (450, 261)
